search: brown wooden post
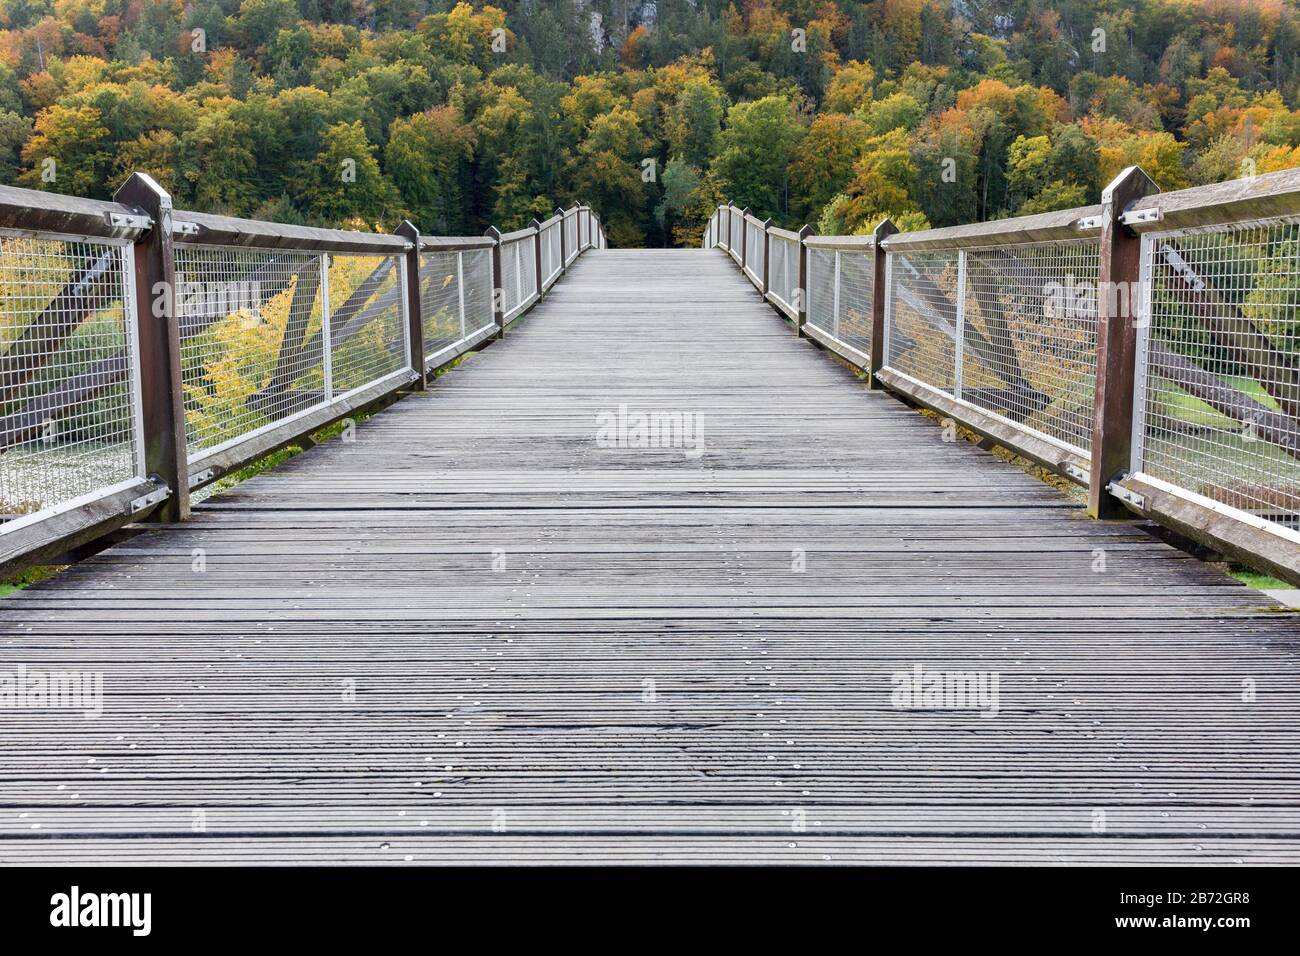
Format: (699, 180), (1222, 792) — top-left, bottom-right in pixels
(485, 225), (505, 340)
(530, 218), (544, 298)
(114, 173), (189, 522)
(795, 224), (814, 337)
(869, 217), (899, 389)
(394, 220), (426, 390)
(1089, 166), (1160, 518)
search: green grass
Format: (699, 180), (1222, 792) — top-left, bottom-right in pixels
(1229, 565), (1292, 591)
(0, 564), (64, 598)
(1156, 374), (1276, 428)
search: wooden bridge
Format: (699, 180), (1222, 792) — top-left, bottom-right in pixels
(2, 243), (1299, 865)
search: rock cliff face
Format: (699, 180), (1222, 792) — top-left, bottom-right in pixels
(578, 1), (660, 54)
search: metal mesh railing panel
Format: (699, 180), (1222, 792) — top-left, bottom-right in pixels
(420, 249), (462, 360)
(327, 253), (407, 396)
(523, 235), (538, 298)
(542, 223), (562, 288)
(806, 249), (837, 338)
(564, 214), (579, 265)
(500, 236), (537, 320)
(1137, 222), (1300, 530)
(175, 245), (325, 456)
(768, 234), (799, 311)
(837, 249), (874, 355)
(886, 250), (960, 394)
(500, 239), (521, 317)
(462, 248), (495, 338)
(744, 221), (765, 283)
(0, 236), (139, 521)
(961, 240), (1100, 454)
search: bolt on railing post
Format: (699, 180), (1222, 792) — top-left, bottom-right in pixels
(555, 207), (567, 275)
(485, 225), (505, 340)
(868, 218), (899, 387)
(795, 224), (814, 337)
(530, 218), (544, 298)
(394, 220), (426, 390)
(114, 172), (189, 522)
(1089, 165), (1160, 518)
(760, 218), (772, 297)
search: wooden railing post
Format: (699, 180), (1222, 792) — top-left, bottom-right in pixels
(530, 218), (544, 298)
(795, 224), (814, 337)
(394, 220), (426, 390)
(869, 217), (899, 388)
(1089, 166), (1159, 518)
(485, 225), (505, 340)
(114, 173), (189, 522)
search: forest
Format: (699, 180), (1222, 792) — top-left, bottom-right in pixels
(2, 0), (1300, 245)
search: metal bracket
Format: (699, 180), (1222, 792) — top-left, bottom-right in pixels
(127, 482), (172, 515)
(1075, 215), (1103, 231)
(1158, 245), (1206, 293)
(172, 220), (201, 237)
(1107, 482), (1145, 510)
(188, 468), (216, 489)
(107, 211), (153, 232)
(1119, 207), (1161, 227)
(1061, 461), (1089, 483)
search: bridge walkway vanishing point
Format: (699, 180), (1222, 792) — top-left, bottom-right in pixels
(2, 249), (1299, 865)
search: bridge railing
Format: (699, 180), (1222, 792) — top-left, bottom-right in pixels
(802, 233), (880, 369)
(705, 168), (1300, 585)
(0, 178), (603, 576)
(881, 205), (1104, 484)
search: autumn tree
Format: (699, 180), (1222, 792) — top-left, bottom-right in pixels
(713, 95), (805, 220)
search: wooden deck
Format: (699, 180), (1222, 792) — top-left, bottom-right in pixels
(2, 249), (1299, 864)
